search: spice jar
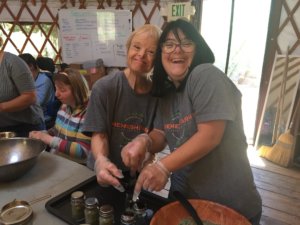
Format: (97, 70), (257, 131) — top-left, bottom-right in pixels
(71, 191), (85, 221)
(120, 210), (136, 225)
(84, 197), (99, 225)
(99, 204), (114, 225)
(133, 201), (147, 225)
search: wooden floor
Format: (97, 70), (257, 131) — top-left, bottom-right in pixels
(247, 147), (300, 225)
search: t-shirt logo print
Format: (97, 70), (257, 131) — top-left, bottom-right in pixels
(170, 111), (185, 142)
(112, 113), (147, 142)
(165, 110), (194, 148)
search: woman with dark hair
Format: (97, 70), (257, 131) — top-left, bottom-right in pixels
(122, 19), (262, 225)
(151, 19), (215, 97)
(29, 68), (91, 164)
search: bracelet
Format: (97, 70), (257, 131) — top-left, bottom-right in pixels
(155, 160), (171, 178)
(138, 133), (153, 152)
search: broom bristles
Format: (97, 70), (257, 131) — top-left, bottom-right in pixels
(258, 146), (272, 158)
(258, 130), (294, 167)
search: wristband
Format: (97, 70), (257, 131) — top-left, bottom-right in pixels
(49, 136), (60, 149)
(94, 156), (110, 173)
(138, 133), (153, 152)
(155, 160), (171, 178)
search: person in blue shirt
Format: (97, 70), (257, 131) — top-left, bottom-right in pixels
(19, 53), (56, 128)
(36, 56), (61, 128)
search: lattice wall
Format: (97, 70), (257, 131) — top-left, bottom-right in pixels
(0, 0), (196, 63)
(277, 0), (300, 55)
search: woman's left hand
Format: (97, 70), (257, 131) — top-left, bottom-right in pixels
(29, 131), (52, 145)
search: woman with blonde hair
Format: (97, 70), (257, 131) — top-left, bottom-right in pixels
(30, 68), (91, 164)
(83, 24), (161, 190)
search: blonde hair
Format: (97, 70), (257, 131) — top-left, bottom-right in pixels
(126, 24), (162, 52)
(54, 68), (89, 107)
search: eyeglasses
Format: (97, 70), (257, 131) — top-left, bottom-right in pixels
(161, 41), (195, 54)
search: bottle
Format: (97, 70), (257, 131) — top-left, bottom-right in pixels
(133, 201), (147, 225)
(99, 204), (114, 225)
(71, 191), (85, 221)
(120, 210), (136, 225)
(84, 197), (99, 225)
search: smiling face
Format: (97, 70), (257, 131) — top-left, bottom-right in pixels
(127, 31), (157, 76)
(55, 81), (75, 107)
(161, 29), (195, 86)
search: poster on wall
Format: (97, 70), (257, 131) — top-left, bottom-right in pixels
(58, 9), (132, 67)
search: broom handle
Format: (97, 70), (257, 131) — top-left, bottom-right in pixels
(272, 48), (289, 143)
(278, 47), (290, 132)
(288, 98), (300, 163)
(290, 98), (300, 135)
(272, 83), (283, 143)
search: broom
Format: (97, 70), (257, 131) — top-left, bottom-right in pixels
(259, 98), (300, 167)
(258, 48), (297, 167)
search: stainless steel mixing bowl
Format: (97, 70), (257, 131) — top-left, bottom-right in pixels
(0, 138), (46, 182)
(0, 132), (16, 139)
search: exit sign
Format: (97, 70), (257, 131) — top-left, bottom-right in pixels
(167, 2), (192, 21)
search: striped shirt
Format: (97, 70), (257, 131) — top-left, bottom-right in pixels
(48, 103), (91, 163)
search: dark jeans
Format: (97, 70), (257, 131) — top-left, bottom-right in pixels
(0, 122), (45, 137)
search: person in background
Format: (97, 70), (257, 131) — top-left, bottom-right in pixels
(122, 19), (262, 225)
(19, 53), (56, 128)
(36, 56), (62, 128)
(82, 24), (161, 189)
(0, 38), (45, 136)
(60, 63), (69, 72)
(36, 56), (56, 75)
(29, 68), (91, 164)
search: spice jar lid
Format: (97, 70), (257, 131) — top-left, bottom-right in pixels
(0, 200), (33, 225)
(71, 191), (84, 200)
(120, 210), (135, 223)
(133, 200), (146, 212)
(84, 197), (98, 208)
(99, 204), (113, 216)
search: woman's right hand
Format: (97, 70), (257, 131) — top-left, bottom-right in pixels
(121, 133), (152, 174)
(94, 155), (125, 192)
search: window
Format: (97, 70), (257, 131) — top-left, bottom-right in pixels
(201, 0), (271, 144)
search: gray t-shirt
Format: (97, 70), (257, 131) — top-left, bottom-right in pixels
(155, 64), (262, 219)
(0, 52), (44, 127)
(83, 71), (158, 170)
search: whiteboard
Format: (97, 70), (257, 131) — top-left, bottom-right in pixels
(58, 9), (132, 67)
